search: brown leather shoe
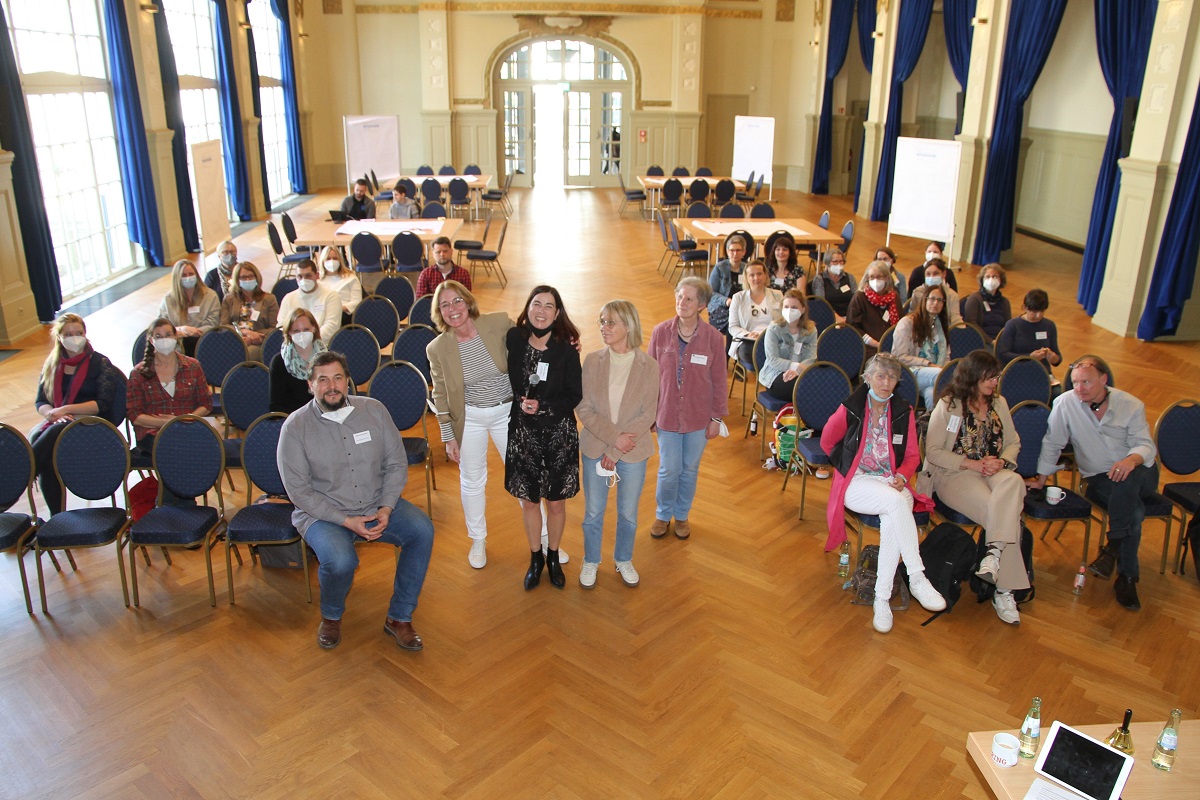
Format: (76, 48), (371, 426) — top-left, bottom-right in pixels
(674, 519), (691, 539)
(650, 519), (671, 539)
(384, 618), (424, 651)
(317, 617), (342, 649)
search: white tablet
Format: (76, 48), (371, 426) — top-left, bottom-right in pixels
(1031, 721), (1135, 800)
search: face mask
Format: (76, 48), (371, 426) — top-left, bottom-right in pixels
(868, 387), (892, 403)
(829, 263), (844, 276)
(925, 275), (943, 287)
(528, 321), (553, 337)
(321, 405), (354, 423)
(594, 460), (621, 488)
(181, 276), (198, 290)
(298, 278), (316, 293)
(291, 331), (314, 349)
(220, 253), (236, 268)
(869, 279), (886, 294)
(61, 335), (87, 354)
(324, 260), (340, 274)
(781, 308), (802, 324)
(926, 251), (939, 262)
(983, 278), (1000, 293)
(239, 279), (258, 293)
(153, 338), (177, 356)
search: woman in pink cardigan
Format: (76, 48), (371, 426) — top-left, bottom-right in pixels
(820, 354), (946, 633)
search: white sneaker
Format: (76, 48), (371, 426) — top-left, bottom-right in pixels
(993, 591), (1021, 624)
(468, 539), (487, 569)
(614, 560), (640, 587)
(873, 599), (893, 633)
(579, 561), (599, 589)
(542, 534), (569, 563)
(976, 551), (1000, 585)
(908, 574), (947, 612)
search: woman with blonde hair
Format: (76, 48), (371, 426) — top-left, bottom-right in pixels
(317, 245), (362, 325)
(31, 314), (119, 513)
(157, 258), (219, 355)
(219, 261), (278, 361)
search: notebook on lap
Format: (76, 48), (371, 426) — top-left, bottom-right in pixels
(1022, 721), (1134, 800)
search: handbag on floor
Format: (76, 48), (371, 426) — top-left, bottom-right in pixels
(848, 544), (911, 610)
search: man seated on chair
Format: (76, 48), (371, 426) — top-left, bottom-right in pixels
(340, 178), (376, 220)
(389, 183), (418, 220)
(1026, 355), (1157, 611)
(277, 259), (342, 344)
(416, 236), (472, 297)
(278, 351), (435, 650)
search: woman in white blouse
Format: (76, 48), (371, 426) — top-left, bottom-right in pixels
(727, 259), (782, 364)
(317, 245), (362, 326)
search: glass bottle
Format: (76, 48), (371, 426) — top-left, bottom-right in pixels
(1072, 564), (1086, 595)
(1152, 709), (1182, 771)
(1019, 697), (1042, 758)
(1105, 708), (1135, 755)
(837, 542), (851, 578)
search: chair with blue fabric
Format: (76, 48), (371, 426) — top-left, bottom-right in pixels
(465, 220), (509, 287)
(421, 201), (448, 219)
(617, 171), (648, 218)
(816, 324), (866, 386)
(350, 230), (386, 275)
(416, 165), (434, 175)
(390, 231), (425, 276)
(685, 201), (712, 219)
(749, 203), (775, 218)
(220, 361), (270, 486)
(271, 277), (298, 307)
(353, 295), (401, 351)
(934, 358), (961, 400)
(266, 221), (309, 280)
(711, 179), (736, 209)
(999, 355), (1052, 407)
(727, 326), (759, 418)
(420, 177), (443, 206)
(397, 177), (419, 208)
(1155, 400), (1200, 573)
(718, 203), (745, 219)
(482, 171), (515, 217)
(195, 326), (249, 420)
(687, 179), (709, 205)
(646, 165), (665, 176)
(659, 178), (684, 218)
(127, 416), (226, 607)
(877, 325), (896, 355)
(894, 363), (919, 408)
(453, 210), (492, 264)
(260, 328), (283, 369)
(370, 169), (392, 202)
(801, 210), (833, 268)
(782, 362), (853, 519)
(0, 423), (41, 613)
(671, 166), (690, 177)
(807, 296), (836, 334)
(463, 164), (482, 175)
(373, 277), (414, 324)
(845, 508), (932, 570)
(438, 164), (457, 175)
(393, 324), (438, 385)
(224, 413), (311, 605)
(447, 177), (472, 219)
(1081, 470), (1176, 574)
(280, 212), (315, 256)
(746, 336), (789, 461)
(695, 167), (713, 177)
(666, 218), (709, 283)
(734, 170), (757, 205)
(328, 325), (381, 390)
(409, 294), (434, 328)
(656, 211), (695, 275)
(368, 360), (436, 515)
(1010, 400), (1094, 563)
(948, 323), (987, 360)
(838, 219), (855, 255)
(131, 329), (150, 366)
(34, 417), (131, 612)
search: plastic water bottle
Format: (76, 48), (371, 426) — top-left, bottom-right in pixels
(1073, 564), (1086, 595)
(1019, 697), (1042, 758)
(837, 542), (850, 578)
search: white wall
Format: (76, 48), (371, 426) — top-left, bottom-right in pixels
(1027, 0), (1111, 135)
(357, 13), (422, 172)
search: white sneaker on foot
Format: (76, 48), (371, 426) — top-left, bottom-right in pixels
(468, 539), (487, 569)
(873, 599), (893, 633)
(579, 561), (599, 588)
(993, 591), (1020, 624)
(614, 560), (640, 587)
(541, 534), (569, 563)
(908, 574), (947, 612)
(976, 551), (1000, 585)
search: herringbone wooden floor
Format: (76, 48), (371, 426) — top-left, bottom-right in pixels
(1, 185), (1198, 799)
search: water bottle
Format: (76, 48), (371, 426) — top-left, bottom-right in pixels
(837, 542), (850, 578)
(1072, 564), (1086, 595)
(1152, 709), (1182, 771)
(1019, 697), (1042, 758)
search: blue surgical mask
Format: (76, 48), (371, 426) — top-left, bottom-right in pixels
(181, 276), (198, 290)
(925, 275), (943, 287)
(239, 279), (258, 292)
(868, 387), (891, 403)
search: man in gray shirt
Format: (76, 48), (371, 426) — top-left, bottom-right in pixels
(278, 351), (434, 649)
(1028, 355), (1158, 610)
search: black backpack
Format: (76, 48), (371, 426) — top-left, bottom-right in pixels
(905, 522), (976, 624)
(969, 525), (1036, 604)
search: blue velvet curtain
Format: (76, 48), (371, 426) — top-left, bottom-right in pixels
(152, 0), (200, 253)
(1078, 0), (1157, 315)
(102, 0), (165, 265)
(812, 0), (856, 195)
(972, 0), (1067, 265)
(269, 0), (308, 194)
(944, 0), (977, 134)
(869, 0), (933, 221)
(211, 0), (252, 221)
(1137, 78), (1200, 340)
(853, 0), (877, 211)
(0, 3), (61, 320)
(244, 3), (271, 213)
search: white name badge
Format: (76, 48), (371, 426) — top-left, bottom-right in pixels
(883, 310), (891, 323)
(983, 301), (992, 312)
(793, 342), (804, 356)
(773, 278), (784, 287)
(947, 415), (963, 433)
(188, 306), (200, 315)
(839, 284), (851, 293)
(249, 309), (261, 322)
(690, 353), (708, 365)
(314, 304), (325, 316)
(353, 430), (372, 444)
(536, 362), (549, 381)
(1035, 331), (1048, 340)
(892, 434), (904, 444)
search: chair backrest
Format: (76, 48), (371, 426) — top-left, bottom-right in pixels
(878, 325), (896, 354)
(420, 177), (443, 202)
(840, 219), (855, 252)
(241, 413), (289, 496)
(934, 357), (961, 399)
(350, 231), (384, 270)
(105, 367), (128, 428)
(265, 220), (286, 257)
(752, 335), (768, 375)
(221, 361), (271, 432)
(327, 325), (382, 387)
(53, 417), (129, 501)
(368, 360), (430, 431)
(1010, 400), (1052, 478)
(712, 179), (736, 204)
(686, 202), (712, 218)
(491, 220), (509, 255)
(999, 356), (1052, 408)
(671, 166), (690, 176)
(1156, 399), (1200, 477)
(271, 277), (298, 306)
(374, 276), (415, 320)
(687, 179), (709, 202)
(646, 165), (665, 176)
(753, 174), (765, 196)
(153, 416), (225, 501)
(438, 164), (457, 175)
(447, 177), (470, 202)
(422, 201), (447, 219)
(1062, 360), (1116, 392)
(390, 231), (425, 272)
(661, 178), (684, 202)
(416, 165), (434, 175)
(353, 296), (401, 348)
(750, 203), (775, 218)
(895, 365), (919, 407)
(0, 422), (34, 513)
(743, 170), (756, 189)
(947, 323), (987, 360)
(398, 177), (418, 202)
(464, 164), (482, 175)
(817, 324), (866, 381)
(807, 296), (836, 333)
(393, 324), (437, 384)
(131, 329), (150, 366)
(695, 167), (713, 177)
(501, 170), (515, 194)
(369, 169), (380, 191)
(281, 212), (299, 245)
(195, 326), (249, 389)
(409, 294), (434, 328)
(791, 362), (852, 432)
(818, 210), (830, 230)
(656, 210), (672, 248)
(261, 328), (284, 369)
(718, 203), (745, 218)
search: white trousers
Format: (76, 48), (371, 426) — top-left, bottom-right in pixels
(843, 473), (924, 599)
(458, 403), (511, 540)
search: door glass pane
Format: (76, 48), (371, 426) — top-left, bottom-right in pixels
(567, 91), (590, 178)
(601, 91), (622, 175)
(503, 90), (528, 177)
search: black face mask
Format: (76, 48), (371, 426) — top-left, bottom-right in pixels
(528, 321), (553, 337)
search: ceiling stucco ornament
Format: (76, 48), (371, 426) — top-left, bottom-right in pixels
(514, 14), (613, 37)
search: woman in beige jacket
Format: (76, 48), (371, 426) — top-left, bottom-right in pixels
(917, 350), (1028, 625)
(577, 300), (660, 588)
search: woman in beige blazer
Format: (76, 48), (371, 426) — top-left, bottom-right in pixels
(577, 300), (660, 589)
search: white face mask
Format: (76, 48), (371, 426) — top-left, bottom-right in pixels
(829, 263), (844, 276)
(925, 275), (943, 287)
(152, 338), (177, 356)
(324, 260), (340, 274)
(983, 278), (1001, 293)
(61, 335), (87, 354)
(925, 251), (940, 262)
(291, 331), (314, 349)
(594, 460), (621, 488)
(321, 405), (354, 424)
(869, 279), (887, 294)
(181, 275), (198, 290)
(298, 278), (316, 293)
(781, 307), (802, 324)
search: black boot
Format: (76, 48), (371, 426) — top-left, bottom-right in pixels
(1088, 542), (1118, 580)
(524, 549), (545, 590)
(546, 548), (565, 588)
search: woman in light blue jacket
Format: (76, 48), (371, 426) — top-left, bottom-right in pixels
(759, 289), (818, 401)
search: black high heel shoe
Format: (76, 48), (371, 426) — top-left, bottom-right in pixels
(524, 550), (545, 590)
(545, 548), (565, 588)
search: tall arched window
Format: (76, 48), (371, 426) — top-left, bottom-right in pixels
(247, 0), (289, 206)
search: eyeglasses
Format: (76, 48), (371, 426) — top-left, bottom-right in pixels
(151, 334), (175, 340)
(599, 319), (619, 329)
(925, 296), (945, 304)
(438, 297), (466, 311)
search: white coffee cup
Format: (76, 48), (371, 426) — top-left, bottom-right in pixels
(1045, 486), (1065, 505)
(991, 732), (1020, 768)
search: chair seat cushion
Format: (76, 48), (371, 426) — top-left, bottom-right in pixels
(355, 264), (384, 273)
(403, 437), (429, 466)
(794, 437), (829, 466)
(38, 508), (128, 547)
(482, 191), (503, 200)
(227, 503), (299, 543)
(679, 250), (708, 262)
(934, 494), (976, 526)
(467, 250), (497, 261)
(625, 190), (647, 200)
(0, 513), (35, 550)
(854, 510), (931, 529)
(281, 253), (308, 264)
(1024, 490), (1092, 520)
(1163, 482), (1200, 513)
(131, 506), (220, 546)
(755, 391), (789, 415)
(454, 240), (483, 251)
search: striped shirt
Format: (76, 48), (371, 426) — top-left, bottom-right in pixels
(440, 335), (511, 440)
